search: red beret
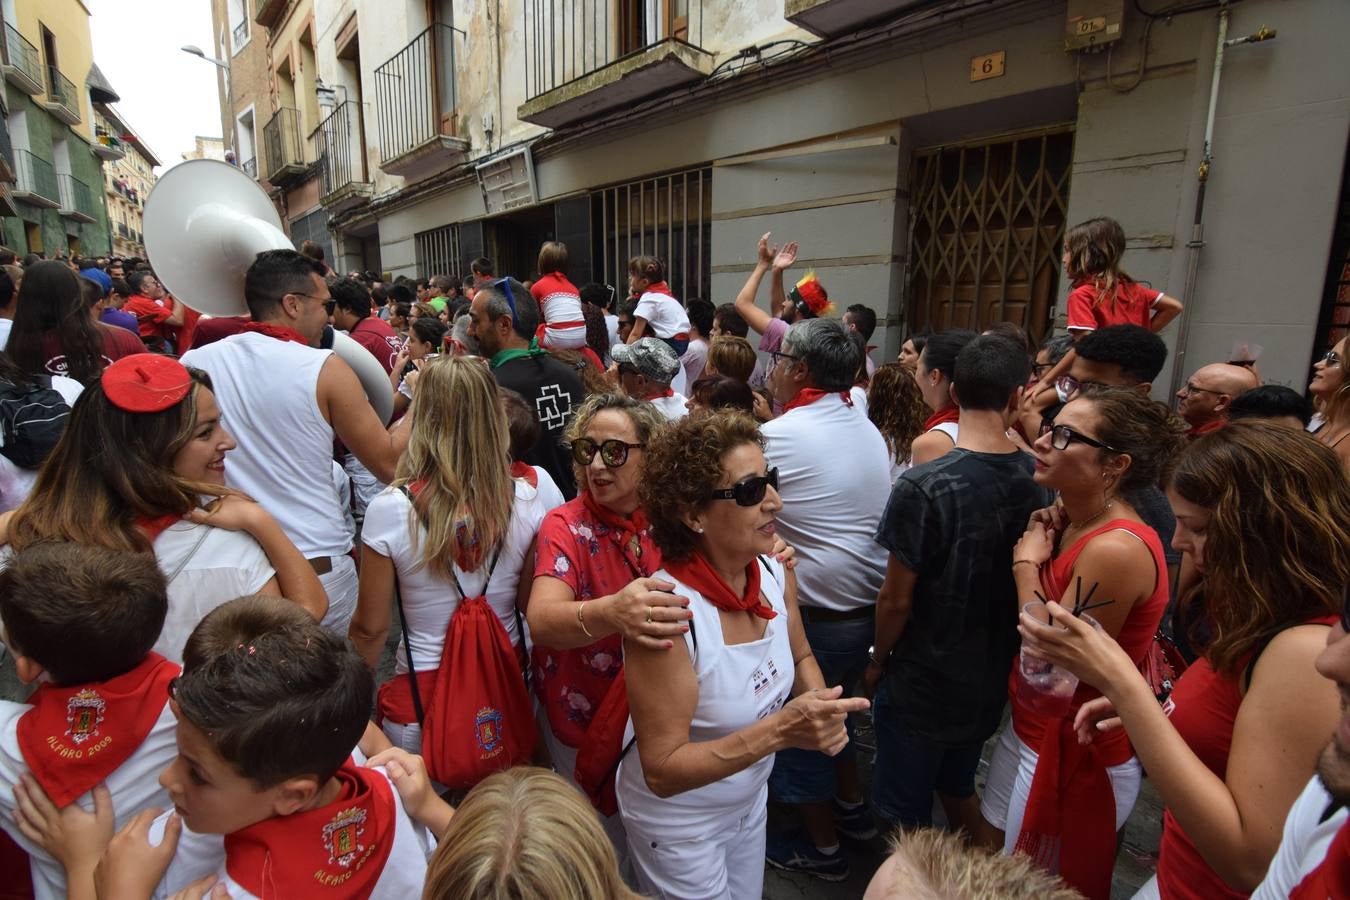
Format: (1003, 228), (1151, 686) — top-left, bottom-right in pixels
(103, 354), (193, 413)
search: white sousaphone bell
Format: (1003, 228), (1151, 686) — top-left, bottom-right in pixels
(143, 159), (395, 423)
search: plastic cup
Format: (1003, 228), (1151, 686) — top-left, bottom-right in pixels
(1016, 601), (1100, 718)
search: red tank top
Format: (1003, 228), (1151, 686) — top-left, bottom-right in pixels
(1156, 614), (1338, 900)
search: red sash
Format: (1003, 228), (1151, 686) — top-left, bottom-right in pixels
(923, 406), (959, 431)
(240, 322), (310, 345)
(16, 654), (179, 807)
(224, 763), (396, 899)
(1290, 815), (1350, 899)
(782, 388), (851, 413)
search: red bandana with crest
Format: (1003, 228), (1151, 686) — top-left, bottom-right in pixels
(225, 762), (396, 899)
(17, 653), (179, 807)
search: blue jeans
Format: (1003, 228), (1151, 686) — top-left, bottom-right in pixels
(870, 680), (984, 829)
(768, 609), (873, 805)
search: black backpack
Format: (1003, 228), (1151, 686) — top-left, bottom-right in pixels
(0, 376), (71, 469)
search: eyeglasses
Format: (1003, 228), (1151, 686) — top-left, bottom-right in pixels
(1177, 382), (1220, 397)
(1322, 350), (1343, 369)
(569, 437), (644, 468)
(1048, 424), (1122, 454)
(1032, 362), (1054, 379)
(493, 277), (518, 324)
(324, 300), (336, 315)
(710, 467), (779, 507)
(289, 291), (332, 309)
(1054, 374), (1107, 400)
(770, 351), (798, 366)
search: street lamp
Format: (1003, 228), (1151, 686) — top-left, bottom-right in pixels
(181, 45), (236, 168)
(181, 45), (228, 70)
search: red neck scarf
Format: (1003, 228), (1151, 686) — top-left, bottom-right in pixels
(17, 653), (179, 807)
(580, 490), (650, 579)
(241, 321), (311, 345)
(643, 281), (674, 298)
(658, 387), (675, 399)
(1291, 815), (1350, 899)
(510, 460), (538, 487)
(664, 553), (774, 621)
(136, 513), (181, 545)
(225, 762), (396, 899)
(783, 388), (851, 413)
(923, 406), (959, 431)
(1187, 418), (1225, 439)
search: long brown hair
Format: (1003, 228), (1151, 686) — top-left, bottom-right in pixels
(9, 370), (230, 553)
(1062, 216), (1132, 312)
(1171, 421), (1350, 675)
(868, 362), (928, 464)
(8, 260), (106, 384)
(394, 356), (514, 579)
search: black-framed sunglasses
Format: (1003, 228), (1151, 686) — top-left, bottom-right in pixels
(569, 437), (644, 468)
(710, 467), (779, 507)
(1048, 424), (1122, 454)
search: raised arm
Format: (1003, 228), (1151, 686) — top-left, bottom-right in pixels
(733, 234), (778, 336)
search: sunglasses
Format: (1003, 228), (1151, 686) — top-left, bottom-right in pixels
(1048, 424), (1122, 454)
(710, 467), (779, 507)
(570, 437), (644, 468)
(1322, 350), (1342, 369)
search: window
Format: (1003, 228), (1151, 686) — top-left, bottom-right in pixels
(592, 167), (711, 303)
(415, 224), (460, 278)
(229, 0), (250, 54)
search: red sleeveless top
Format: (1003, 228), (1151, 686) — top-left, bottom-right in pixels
(1156, 613), (1338, 900)
(1008, 519), (1169, 900)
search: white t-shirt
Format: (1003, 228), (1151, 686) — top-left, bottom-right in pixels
(0, 699), (177, 900)
(0, 318), (11, 350)
(761, 392), (891, 611)
(533, 465), (566, 512)
(649, 392), (689, 422)
(361, 478), (549, 671)
(1253, 775), (1348, 898)
(849, 384), (869, 418)
(633, 291), (690, 339)
(604, 314), (621, 356)
(152, 521), (276, 663)
(0, 375), (82, 513)
(681, 337), (708, 386)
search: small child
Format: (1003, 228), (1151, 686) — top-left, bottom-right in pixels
(1062, 216), (1183, 336)
(0, 542), (179, 899)
(627, 255), (692, 356)
(530, 241), (588, 350)
(154, 596), (430, 898)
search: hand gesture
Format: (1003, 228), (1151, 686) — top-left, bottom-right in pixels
(1072, 696), (1124, 746)
(609, 577), (692, 650)
(1013, 518), (1055, 569)
(769, 537), (798, 571)
(187, 494), (268, 534)
(772, 241), (799, 272)
(778, 685), (870, 756)
(95, 807), (186, 900)
(13, 775), (113, 875)
(366, 748), (452, 837)
(756, 233), (777, 267)
(752, 391), (775, 422)
(1017, 600), (1139, 694)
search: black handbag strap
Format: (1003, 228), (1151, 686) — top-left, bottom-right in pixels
(393, 575), (425, 726)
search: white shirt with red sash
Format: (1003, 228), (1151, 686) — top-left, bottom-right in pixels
(1254, 775), (1349, 899)
(0, 654), (179, 900)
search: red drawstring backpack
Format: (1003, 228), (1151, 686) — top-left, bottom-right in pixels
(387, 489), (537, 789)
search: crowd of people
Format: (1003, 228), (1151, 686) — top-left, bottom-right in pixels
(0, 214), (1347, 900)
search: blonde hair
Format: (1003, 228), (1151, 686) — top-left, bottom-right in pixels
(706, 335), (757, 383)
(423, 767), (641, 900)
(394, 356), (514, 578)
(562, 393), (666, 491)
(1318, 337), (1350, 429)
(877, 828), (1084, 899)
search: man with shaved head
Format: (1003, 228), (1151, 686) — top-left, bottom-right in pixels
(1175, 362), (1259, 438)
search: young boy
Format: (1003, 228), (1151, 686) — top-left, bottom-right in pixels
(153, 596), (430, 898)
(0, 542), (179, 899)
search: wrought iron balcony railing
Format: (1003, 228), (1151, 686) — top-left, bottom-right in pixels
(262, 106), (306, 183)
(374, 24), (458, 163)
(2, 23), (41, 91)
(13, 149), (58, 204)
(318, 100), (368, 197)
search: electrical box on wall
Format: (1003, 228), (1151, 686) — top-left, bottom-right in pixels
(1066, 0), (1125, 52)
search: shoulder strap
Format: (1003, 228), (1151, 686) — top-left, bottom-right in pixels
(394, 485), (425, 725)
(162, 522), (214, 584)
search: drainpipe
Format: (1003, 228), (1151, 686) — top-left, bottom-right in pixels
(1168, 6), (1275, 396)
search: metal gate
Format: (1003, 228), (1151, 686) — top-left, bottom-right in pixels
(415, 223), (461, 278)
(592, 167), (712, 302)
(905, 129), (1074, 342)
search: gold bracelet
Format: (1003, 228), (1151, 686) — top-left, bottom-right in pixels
(577, 601), (594, 638)
(1013, 559), (1039, 570)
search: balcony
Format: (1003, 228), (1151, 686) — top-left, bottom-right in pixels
(232, 19), (250, 49)
(44, 65), (81, 125)
(785, 0), (926, 37)
(374, 24), (467, 181)
(254, 0), (284, 28)
(318, 100), (373, 213)
(58, 174), (97, 223)
(2, 23), (42, 95)
(242, 156), (257, 179)
(262, 107), (307, 185)
(518, 0), (713, 129)
(12, 149), (59, 208)
(93, 128), (126, 162)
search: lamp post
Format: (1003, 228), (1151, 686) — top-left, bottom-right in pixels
(181, 45), (237, 168)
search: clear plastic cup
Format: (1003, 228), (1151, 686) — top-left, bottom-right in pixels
(1016, 601), (1100, 718)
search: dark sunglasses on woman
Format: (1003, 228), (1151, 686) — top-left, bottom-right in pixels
(710, 467), (779, 507)
(569, 437), (644, 468)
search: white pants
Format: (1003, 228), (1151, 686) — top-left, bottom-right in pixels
(624, 785), (767, 900)
(980, 724), (1141, 862)
(317, 553), (358, 636)
(541, 723), (634, 879)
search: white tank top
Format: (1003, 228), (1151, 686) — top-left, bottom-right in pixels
(617, 556), (793, 839)
(928, 420), (959, 445)
(181, 333), (347, 557)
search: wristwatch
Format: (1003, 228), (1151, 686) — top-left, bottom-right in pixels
(867, 645), (887, 667)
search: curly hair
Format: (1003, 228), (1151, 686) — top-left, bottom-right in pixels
(563, 393), (666, 490)
(868, 362), (928, 465)
(1171, 421), (1350, 676)
(1075, 385), (1188, 492)
(640, 411), (764, 561)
